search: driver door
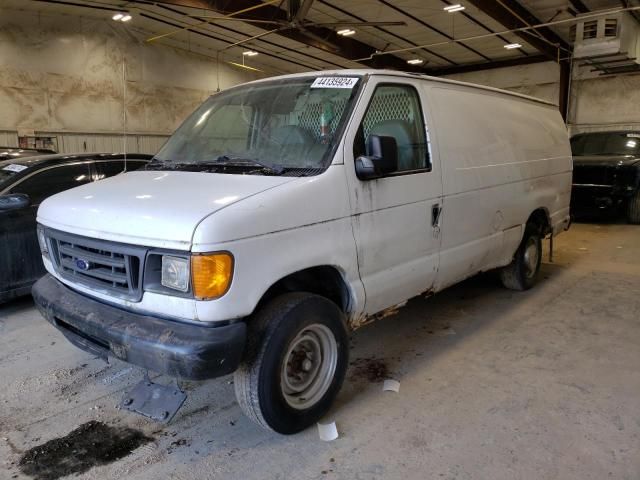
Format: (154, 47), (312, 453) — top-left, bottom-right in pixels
(343, 78), (443, 315)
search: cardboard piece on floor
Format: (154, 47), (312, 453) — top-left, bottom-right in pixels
(318, 421), (339, 441)
(383, 379), (400, 393)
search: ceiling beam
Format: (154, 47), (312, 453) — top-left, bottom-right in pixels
(145, 0), (429, 72)
(569, 0), (590, 14)
(465, 0), (570, 60)
(317, 0), (457, 66)
(428, 54), (548, 76)
(440, 0), (528, 56)
(376, 0), (493, 62)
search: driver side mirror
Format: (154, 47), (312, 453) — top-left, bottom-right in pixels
(355, 134), (398, 180)
(0, 193), (30, 211)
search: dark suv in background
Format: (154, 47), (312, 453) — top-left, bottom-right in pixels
(571, 131), (640, 223)
(0, 153), (152, 302)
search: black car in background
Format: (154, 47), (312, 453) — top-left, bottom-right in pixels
(0, 153), (152, 302)
(571, 131), (640, 223)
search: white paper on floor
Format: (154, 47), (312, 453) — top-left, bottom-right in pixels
(383, 379), (400, 393)
(317, 421), (339, 441)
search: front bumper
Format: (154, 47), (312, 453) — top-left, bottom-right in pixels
(32, 274), (246, 380)
(571, 185), (634, 210)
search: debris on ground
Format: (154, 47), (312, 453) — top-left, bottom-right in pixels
(18, 421), (151, 480)
(382, 379), (400, 393)
(349, 357), (388, 383)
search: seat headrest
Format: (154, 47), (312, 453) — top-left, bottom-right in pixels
(369, 120), (413, 146)
(369, 120), (418, 170)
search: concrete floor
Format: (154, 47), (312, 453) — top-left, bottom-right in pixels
(1, 221), (639, 480)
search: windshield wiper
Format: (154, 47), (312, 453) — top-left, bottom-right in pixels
(145, 156), (286, 175)
(212, 155), (285, 175)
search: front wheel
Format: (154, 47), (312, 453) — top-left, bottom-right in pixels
(234, 293), (349, 434)
(500, 226), (542, 291)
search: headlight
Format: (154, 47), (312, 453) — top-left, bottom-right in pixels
(161, 256), (190, 292)
(191, 252), (234, 300)
(37, 226), (49, 256)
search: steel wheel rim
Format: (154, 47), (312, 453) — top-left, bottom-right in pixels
(281, 323), (338, 410)
(523, 237), (540, 279)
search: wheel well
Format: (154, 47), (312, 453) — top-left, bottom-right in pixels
(527, 208), (551, 236)
(256, 266), (351, 314)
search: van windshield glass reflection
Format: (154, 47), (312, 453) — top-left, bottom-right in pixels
(151, 77), (360, 176)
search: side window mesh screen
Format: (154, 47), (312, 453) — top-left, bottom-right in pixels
(297, 98), (348, 140)
(362, 92), (414, 139)
(355, 84), (429, 173)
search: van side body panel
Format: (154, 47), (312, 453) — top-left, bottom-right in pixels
(425, 84), (572, 290)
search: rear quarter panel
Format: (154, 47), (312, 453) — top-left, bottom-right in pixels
(425, 84), (571, 289)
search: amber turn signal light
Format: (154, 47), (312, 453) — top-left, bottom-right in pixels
(191, 252), (234, 300)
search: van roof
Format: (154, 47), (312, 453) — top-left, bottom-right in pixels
(245, 69), (557, 108)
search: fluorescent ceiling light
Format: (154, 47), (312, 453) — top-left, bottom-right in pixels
(112, 12), (131, 22)
(444, 4), (465, 12)
(626, 140), (637, 148)
(407, 59), (424, 65)
(337, 29), (356, 36)
(504, 43), (522, 49)
(243, 50), (258, 56)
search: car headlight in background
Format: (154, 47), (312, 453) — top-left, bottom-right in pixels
(161, 255), (190, 292)
(191, 252), (234, 300)
(37, 226), (49, 256)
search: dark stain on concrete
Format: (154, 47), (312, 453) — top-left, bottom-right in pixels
(18, 421), (151, 480)
(349, 357), (389, 383)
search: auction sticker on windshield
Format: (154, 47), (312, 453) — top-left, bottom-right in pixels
(2, 164), (28, 173)
(311, 77), (359, 89)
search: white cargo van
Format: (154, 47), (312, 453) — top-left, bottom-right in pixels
(33, 70), (571, 433)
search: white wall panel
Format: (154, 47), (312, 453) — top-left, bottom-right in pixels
(0, 7), (261, 136)
(0, 131), (18, 147)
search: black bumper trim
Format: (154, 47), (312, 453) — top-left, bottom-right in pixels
(32, 274), (246, 380)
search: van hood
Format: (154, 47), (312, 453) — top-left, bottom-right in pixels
(37, 171), (296, 249)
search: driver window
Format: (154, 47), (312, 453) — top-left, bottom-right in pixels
(354, 84), (430, 172)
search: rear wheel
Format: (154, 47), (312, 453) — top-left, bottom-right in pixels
(234, 293), (349, 434)
(626, 191), (640, 224)
(500, 226), (543, 291)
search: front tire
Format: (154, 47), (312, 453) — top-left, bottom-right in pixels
(626, 191), (640, 224)
(234, 293), (349, 434)
(500, 226), (542, 291)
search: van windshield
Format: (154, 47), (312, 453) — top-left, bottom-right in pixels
(151, 76), (361, 176)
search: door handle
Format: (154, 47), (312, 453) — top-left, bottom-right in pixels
(431, 204), (442, 228)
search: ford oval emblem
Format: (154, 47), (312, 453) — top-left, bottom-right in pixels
(76, 259), (91, 271)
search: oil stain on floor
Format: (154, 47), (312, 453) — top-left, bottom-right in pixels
(18, 421), (151, 480)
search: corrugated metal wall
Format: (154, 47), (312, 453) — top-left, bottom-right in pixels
(569, 123), (640, 135)
(56, 133), (168, 155)
(0, 131), (19, 147)
(0, 130), (168, 155)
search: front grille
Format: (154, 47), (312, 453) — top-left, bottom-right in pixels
(46, 229), (146, 301)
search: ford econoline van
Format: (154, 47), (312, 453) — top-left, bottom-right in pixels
(32, 70), (572, 434)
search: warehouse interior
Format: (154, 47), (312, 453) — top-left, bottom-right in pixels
(1, 1), (639, 479)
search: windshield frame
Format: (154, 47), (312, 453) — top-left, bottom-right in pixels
(150, 74), (367, 176)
